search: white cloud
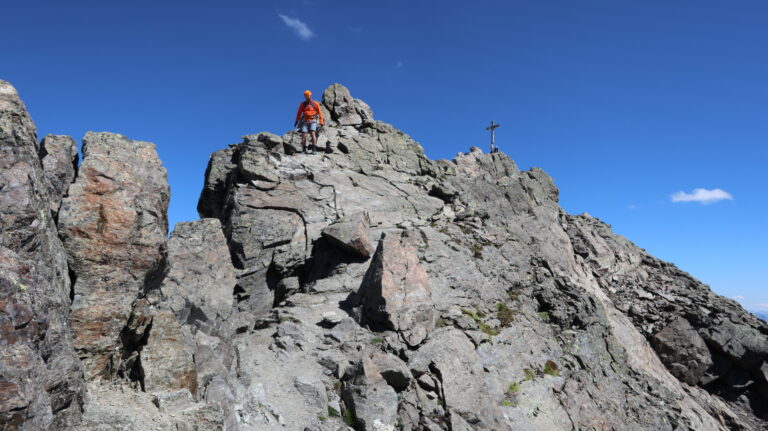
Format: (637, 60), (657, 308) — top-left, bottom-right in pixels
(733, 295), (745, 300)
(670, 188), (733, 204)
(278, 14), (315, 40)
(752, 303), (768, 311)
(395, 60), (404, 69)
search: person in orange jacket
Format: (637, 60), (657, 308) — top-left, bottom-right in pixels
(294, 90), (325, 154)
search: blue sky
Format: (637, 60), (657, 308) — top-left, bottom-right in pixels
(4, 1), (766, 310)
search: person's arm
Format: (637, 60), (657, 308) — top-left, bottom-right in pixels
(295, 103), (303, 126)
(315, 101), (325, 125)
(316, 102), (325, 125)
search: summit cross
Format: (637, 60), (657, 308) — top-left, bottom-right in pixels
(485, 120), (501, 153)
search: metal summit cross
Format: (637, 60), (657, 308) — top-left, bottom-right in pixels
(485, 120), (500, 153)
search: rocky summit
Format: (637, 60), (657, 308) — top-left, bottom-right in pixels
(1, 80), (767, 431)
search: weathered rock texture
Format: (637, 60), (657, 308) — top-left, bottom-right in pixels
(38, 134), (78, 215)
(358, 231), (434, 347)
(3, 81), (767, 430)
(58, 131), (170, 379)
(0, 80), (85, 429)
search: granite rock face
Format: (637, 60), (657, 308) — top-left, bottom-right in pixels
(4, 81), (768, 430)
(58, 131), (170, 379)
(0, 80), (85, 429)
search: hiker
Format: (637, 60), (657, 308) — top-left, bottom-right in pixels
(294, 90), (325, 154)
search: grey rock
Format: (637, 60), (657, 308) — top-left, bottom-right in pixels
(367, 352), (411, 392)
(293, 376), (328, 411)
(322, 83), (373, 126)
(321, 213), (375, 258)
(38, 134), (78, 214)
(651, 317), (713, 385)
(0, 80), (85, 428)
(141, 308), (198, 395)
(342, 379), (398, 431)
(160, 218), (236, 328)
(321, 311), (343, 326)
(5, 79), (768, 430)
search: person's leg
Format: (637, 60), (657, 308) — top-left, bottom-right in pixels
(300, 122), (309, 153)
(309, 122), (318, 153)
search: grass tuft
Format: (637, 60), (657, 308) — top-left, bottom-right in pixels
(543, 360), (560, 377)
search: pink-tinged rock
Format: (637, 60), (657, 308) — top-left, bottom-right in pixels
(59, 131), (169, 379)
(359, 230), (434, 346)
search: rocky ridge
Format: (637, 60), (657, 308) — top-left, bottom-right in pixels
(1, 80), (767, 430)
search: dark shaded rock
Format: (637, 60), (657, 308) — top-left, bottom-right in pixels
(0, 80), (86, 429)
(651, 317), (713, 385)
(197, 146), (236, 220)
(700, 319), (768, 369)
(58, 131), (169, 379)
(38, 134), (78, 215)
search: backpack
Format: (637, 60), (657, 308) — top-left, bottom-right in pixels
(302, 100), (321, 122)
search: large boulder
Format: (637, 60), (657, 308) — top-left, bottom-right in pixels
(321, 212), (374, 258)
(59, 131), (170, 379)
(322, 83), (374, 126)
(651, 317), (713, 385)
(358, 231), (434, 346)
(0, 80), (85, 428)
(159, 218), (235, 328)
(342, 356), (399, 431)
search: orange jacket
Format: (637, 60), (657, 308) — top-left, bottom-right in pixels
(295, 100), (325, 124)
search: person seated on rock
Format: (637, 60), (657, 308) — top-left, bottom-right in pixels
(294, 90), (325, 154)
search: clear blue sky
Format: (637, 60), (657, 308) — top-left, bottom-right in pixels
(4, 1), (766, 310)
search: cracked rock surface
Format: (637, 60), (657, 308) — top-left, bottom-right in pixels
(2, 81), (767, 430)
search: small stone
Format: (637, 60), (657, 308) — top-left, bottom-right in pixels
(322, 311), (343, 326)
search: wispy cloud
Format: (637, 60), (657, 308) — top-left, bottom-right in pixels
(753, 303), (768, 311)
(670, 188), (733, 204)
(395, 60), (404, 69)
(278, 14), (315, 40)
(733, 295), (745, 300)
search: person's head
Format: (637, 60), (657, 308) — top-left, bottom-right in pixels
(304, 90), (312, 100)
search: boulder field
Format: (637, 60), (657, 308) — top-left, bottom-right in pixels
(1, 80), (767, 430)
